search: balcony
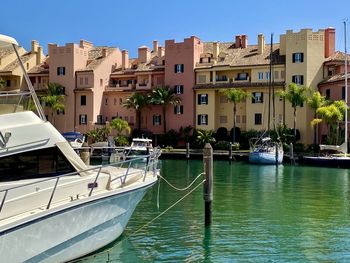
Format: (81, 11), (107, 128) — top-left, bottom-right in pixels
(105, 83), (134, 91)
(232, 76), (250, 82)
(136, 83), (151, 90)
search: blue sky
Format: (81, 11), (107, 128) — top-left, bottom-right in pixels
(1, 0), (349, 57)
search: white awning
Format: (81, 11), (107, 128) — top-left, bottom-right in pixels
(0, 34), (19, 48)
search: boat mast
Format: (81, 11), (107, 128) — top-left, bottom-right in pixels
(345, 20), (348, 155)
(268, 34), (273, 131)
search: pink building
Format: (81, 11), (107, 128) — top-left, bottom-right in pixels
(318, 51), (350, 143)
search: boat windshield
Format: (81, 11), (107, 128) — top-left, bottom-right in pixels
(0, 92), (34, 116)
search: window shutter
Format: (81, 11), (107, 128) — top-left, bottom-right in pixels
(159, 115), (161, 125)
(261, 92), (264, 103)
(205, 115), (208, 125)
(79, 115), (82, 125)
(174, 106), (177, 114)
(301, 53), (304, 62)
(197, 115), (201, 125)
(301, 75), (304, 85)
(252, 93), (255, 104)
(174, 65), (177, 73)
(292, 76), (295, 83)
(292, 54), (295, 63)
(152, 115), (155, 125)
(63, 67), (65, 75)
(180, 105), (183, 114)
(57, 67), (60, 75)
(181, 64), (184, 72)
(198, 94), (201, 104)
(181, 85), (184, 93)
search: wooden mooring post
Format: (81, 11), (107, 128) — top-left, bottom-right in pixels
(229, 142), (233, 164)
(203, 143), (213, 226)
(289, 142), (295, 165)
(186, 142), (190, 159)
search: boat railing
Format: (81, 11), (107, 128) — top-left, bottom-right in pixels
(0, 147), (161, 219)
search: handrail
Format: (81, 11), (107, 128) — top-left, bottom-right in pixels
(0, 147), (161, 219)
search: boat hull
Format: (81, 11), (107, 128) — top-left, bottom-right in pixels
(0, 183), (154, 263)
(301, 156), (350, 168)
(249, 150), (284, 165)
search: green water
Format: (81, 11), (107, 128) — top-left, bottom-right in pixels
(82, 160), (350, 262)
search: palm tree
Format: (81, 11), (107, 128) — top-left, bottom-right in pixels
(279, 83), (309, 143)
(123, 93), (149, 131)
(150, 86), (181, 134)
(110, 118), (131, 136)
(222, 88), (248, 143)
(316, 100), (346, 145)
(196, 129), (216, 148)
(41, 82), (65, 126)
(307, 91), (326, 144)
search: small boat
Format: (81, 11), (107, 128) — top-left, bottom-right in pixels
(124, 138), (153, 159)
(0, 34), (161, 262)
(62, 131), (85, 148)
(249, 137), (284, 164)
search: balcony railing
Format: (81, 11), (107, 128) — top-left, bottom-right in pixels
(105, 84), (134, 91)
(136, 83), (151, 90)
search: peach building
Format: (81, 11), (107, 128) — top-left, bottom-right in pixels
(4, 26), (345, 146)
(0, 40), (44, 92)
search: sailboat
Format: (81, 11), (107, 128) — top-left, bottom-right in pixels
(249, 33), (284, 165)
(302, 21), (350, 168)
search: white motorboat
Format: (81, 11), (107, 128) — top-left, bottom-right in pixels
(124, 138), (154, 159)
(0, 34), (161, 262)
(62, 131), (85, 148)
(249, 137), (284, 164)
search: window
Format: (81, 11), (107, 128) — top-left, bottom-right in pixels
(342, 86), (346, 100)
(292, 75), (304, 85)
(119, 98), (123, 105)
(292, 53), (304, 63)
(174, 85), (184, 94)
(220, 96), (228, 103)
(57, 67), (65, 76)
(252, 92), (263, 103)
(281, 70), (285, 79)
(236, 115), (241, 124)
(85, 77), (88, 85)
(198, 75), (206, 83)
(114, 98), (117, 105)
(105, 98), (108, 105)
(79, 114), (87, 125)
(153, 115), (161, 126)
(100, 79), (103, 87)
(236, 73), (248, 81)
(97, 115), (103, 124)
(80, 77), (83, 85)
(255, 113), (262, 125)
(274, 71), (279, 79)
(325, 89), (330, 99)
(80, 95), (86, 106)
(258, 72), (264, 80)
(242, 115), (246, 123)
(174, 64), (184, 73)
(198, 94), (208, 105)
(197, 114), (208, 125)
(0, 147), (75, 180)
(220, 115), (227, 124)
(174, 105), (184, 115)
(266, 72), (270, 80)
(6, 80), (10, 87)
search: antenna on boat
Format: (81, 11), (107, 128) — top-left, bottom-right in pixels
(345, 20), (348, 156)
(12, 44), (46, 121)
(268, 33), (273, 131)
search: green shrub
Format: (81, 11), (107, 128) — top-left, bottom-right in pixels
(214, 141), (231, 150)
(114, 135), (130, 146)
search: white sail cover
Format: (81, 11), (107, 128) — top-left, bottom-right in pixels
(56, 141), (89, 175)
(319, 142), (347, 154)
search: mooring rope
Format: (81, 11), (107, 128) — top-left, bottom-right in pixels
(157, 172), (205, 191)
(71, 175), (206, 263)
(129, 178), (205, 237)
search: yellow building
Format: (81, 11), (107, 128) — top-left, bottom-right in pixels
(194, 29), (335, 145)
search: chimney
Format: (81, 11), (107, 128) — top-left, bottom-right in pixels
(213, 42), (219, 58)
(138, 46), (150, 63)
(258, 34), (265, 54)
(241, 35), (248, 48)
(324, 27), (335, 58)
(122, 50), (129, 69)
(153, 40), (158, 53)
(235, 35), (242, 48)
(158, 46), (165, 57)
(36, 46), (43, 65)
(102, 48), (108, 58)
(31, 40), (39, 53)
